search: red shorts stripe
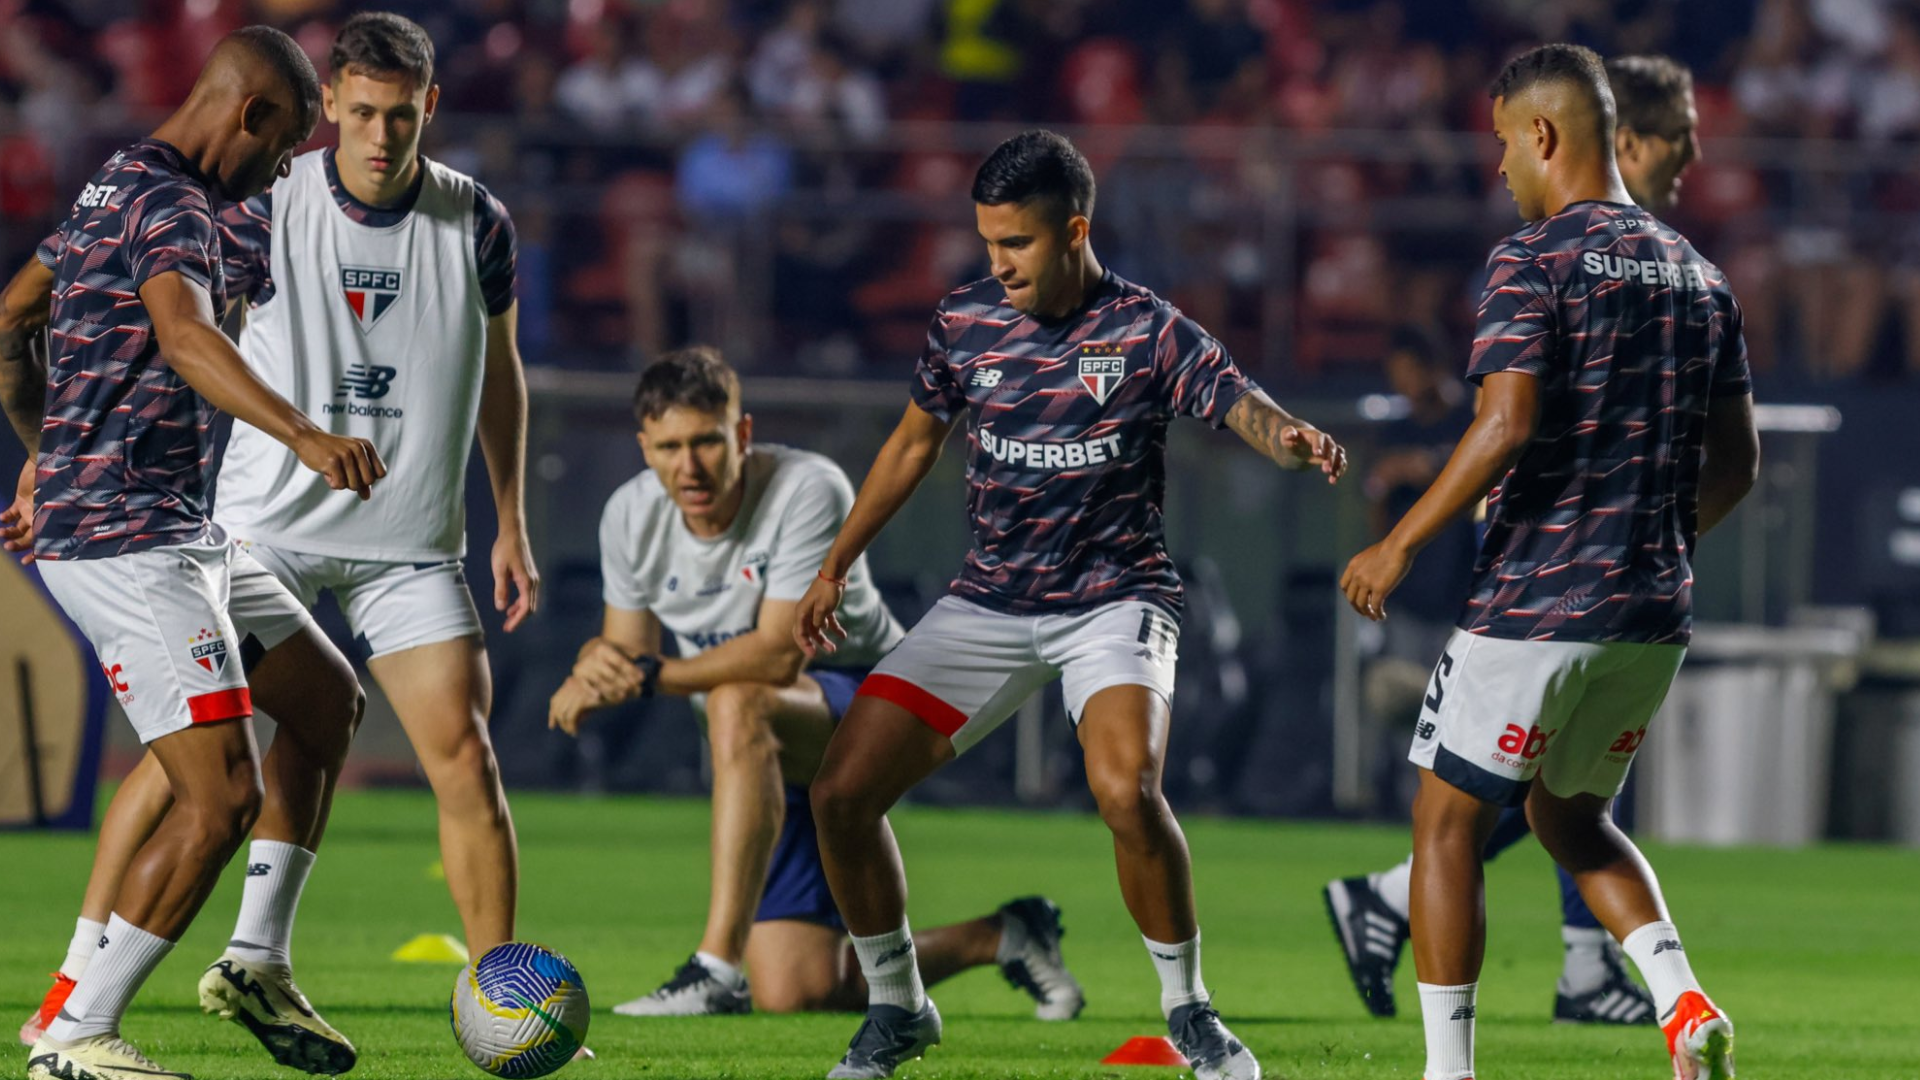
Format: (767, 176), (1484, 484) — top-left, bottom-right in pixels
(856, 674), (968, 738)
(187, 687), (252, 725)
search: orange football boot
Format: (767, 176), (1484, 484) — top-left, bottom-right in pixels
(19, 972), (75, 1047)
(1661, 989), (1735, 1080)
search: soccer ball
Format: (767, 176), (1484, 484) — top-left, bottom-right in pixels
(450, 942), (590, 1078)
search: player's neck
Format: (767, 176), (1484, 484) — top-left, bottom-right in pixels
(1542, 162), (1634, 218)
(337, 152), (421, 209)
(1035, 251), (1105, 322)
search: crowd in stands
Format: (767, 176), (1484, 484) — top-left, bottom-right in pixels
(4, 0), (1920, 387)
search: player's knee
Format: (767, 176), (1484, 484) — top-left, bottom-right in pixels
(808, 771), (870, 836)
(1088, 763), (1162, 836)
(178, 764), (263, 850)
(752, 980), (830, 1014)
(705, 683), (781, 764)
(426, 724), (505, 806)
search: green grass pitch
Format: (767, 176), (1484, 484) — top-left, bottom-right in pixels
(4, 789), (1916, 1079)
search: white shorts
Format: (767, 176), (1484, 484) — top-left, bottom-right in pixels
(1408, 629), (1686, 805)
(859, 597), (1180, 755)
(37, 530), (313, 744)
(236, 539), (481, 659)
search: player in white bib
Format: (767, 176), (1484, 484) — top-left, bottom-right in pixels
(15, 12), (538, 1064)
(549, 348), (1083, 1019)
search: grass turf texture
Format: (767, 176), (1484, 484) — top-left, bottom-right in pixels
(3, 790), (1916, 1079)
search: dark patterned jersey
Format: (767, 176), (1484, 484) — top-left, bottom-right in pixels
(217, 148), (516, 315)
(1460, 200), (1751, 644)
(912, 270), (1256, 618)
(33, 139), (227, 560)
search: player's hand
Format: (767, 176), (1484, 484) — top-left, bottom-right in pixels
(1, 460), (33, 563)
(492, 527), (540, 633)
(572, 637), (647, 701)
(1341, 538), (1413, 621)
(293, 431), (388, 500)
(547, 677), (600, 736)
(793, 573), (848, 658)
(1280, 423), (1349, 483)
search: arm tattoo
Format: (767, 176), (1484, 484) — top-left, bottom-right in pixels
(1225, 391), (1304, 467)
(0, 322), (47, 455)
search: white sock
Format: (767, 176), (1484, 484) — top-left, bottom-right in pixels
(228, 840), (316, 966)
(1142, 933), (1208, 1018)
(1558, 925), (1614, 996)
(60, 918), (106, 982)
(1371, 857), (1413, 922)
(46, 914), (173, 1042)
(694, 950), (746, 989)
(1621, 920), (1701, 1018)
(850, 922), (925, 1012)
(1417, 982), (1477, 1080)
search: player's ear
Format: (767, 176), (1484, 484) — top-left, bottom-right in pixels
(1067, 214), (1090, 251)
(1532, 114), (1556, 160)
(321, 81), (339, 125)
(423, 83), (441, 125)
(736, 411), (753, 449)
(1615, 126), (1640, 166)
(240, 95), (272, 138)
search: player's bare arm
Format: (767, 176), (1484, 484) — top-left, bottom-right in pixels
(1341, 371), (1540, 620)
(1224, 388), (1349, 482)
(478, 301), (539, 631)
(0, 256), (52, 452)
(140, 269), (389, 498)
(794, 401), (958, 655)
(1696, 392), (1760, 536)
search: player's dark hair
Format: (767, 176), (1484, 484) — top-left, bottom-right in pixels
(1605, 55), (1694, 140)
(231, 26), (321, 130)
(330, 11), (435, 88)
(1489, 43), (1615, 139)
(971, 130), (1096, 223)
(634, 346), (741, 424)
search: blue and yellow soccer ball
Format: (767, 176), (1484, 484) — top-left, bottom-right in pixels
(450, 942), (590, 1078)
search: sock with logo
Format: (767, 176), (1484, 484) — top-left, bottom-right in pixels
(1417, 982), (1477, 1080)
(229, 840), (316, 966)
(1370, 858), (1413, 922)
(1557, 925), (1615, 996)
(45, 914), (173, 1042)
(693, 950), (747, 990)
(850, 922), (925, 1012)
(1620, 920), (1701, 1017)
(1142, 933), (1208, 1018)
(60, 918), (107, 982)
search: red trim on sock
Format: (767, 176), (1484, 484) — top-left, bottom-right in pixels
(856, 674), (968, 737)
(187, 688), (252, 725)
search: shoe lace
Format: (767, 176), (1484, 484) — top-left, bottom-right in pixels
(101, 1036), (163, 1070)
(1170, 1005), (1233, 1068)
(842, 1009), (913, 1063)
(656, 957), (714, 996)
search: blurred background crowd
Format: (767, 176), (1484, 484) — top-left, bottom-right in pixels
(5, 0), (1920, 391)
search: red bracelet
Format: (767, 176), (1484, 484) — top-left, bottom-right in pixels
(818, 570), (848, 587)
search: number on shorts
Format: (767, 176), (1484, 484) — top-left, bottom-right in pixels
(1423, 649), (1455, 716)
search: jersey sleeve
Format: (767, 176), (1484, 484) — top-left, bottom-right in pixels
(1160, 312), (1256, 428)
(763, 466), (853, 602)
(1466, 238), (1557, 383)
(125, 185), (217, 292)
(216, 192), (273, 308)
(598, 488), (653, 612)
(1712, 293), (1754, 398)
(35, 230), (63, 269)
(473, 182), (517, 318)
(909, 309), (966, 421)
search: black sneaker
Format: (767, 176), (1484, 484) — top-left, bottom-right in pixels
(1323, 876), (1408, 1018)
(1167, 1001), (1260, 1080)
(995, 897), (1085, 1020)
(826, 1000), (941, 1079)
(611, 955), (751, 1017)
(1553, 943), (1656, 1026)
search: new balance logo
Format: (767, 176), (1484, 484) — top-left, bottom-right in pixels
(1652, 939), (1684, 955)
(1415, 719), (1436, 740)
(1449, 1005), (1476, 1021)
(247, 862), (272, 877)
(874, 942), (915, 968)
(971, 368), (1004, 388)
(1149, 951), (1180, 962)
(335, 365), (398, 400)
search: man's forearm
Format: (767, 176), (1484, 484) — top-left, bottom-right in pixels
(1225, 390), (1309, 468)
(164, 321), (319, 447)
(1384, 416), (1526, 556)
(477, 344), (529, 532)
(656, 632), (804, 695)
(0, 333), (44, 452)
(1697, 466), (1758, 537)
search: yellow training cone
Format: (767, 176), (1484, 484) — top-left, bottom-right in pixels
(391, 933), (469, 964)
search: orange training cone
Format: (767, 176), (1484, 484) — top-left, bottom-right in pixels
(1101, 1036), (1189, 1067)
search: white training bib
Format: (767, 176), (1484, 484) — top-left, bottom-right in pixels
(217, 151), (489, 561)
(599, 445), (904, 670)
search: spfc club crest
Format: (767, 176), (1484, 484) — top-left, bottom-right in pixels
(341, 266), (403, 330)
(188, 628), (228, 676)
(1078, 343), (1127, 405)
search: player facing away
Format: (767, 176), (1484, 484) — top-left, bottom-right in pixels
(1339, 45), (1757, 1080)
(1324, 53), (1704, 1027)
(792, 131), (1348, 1080)
(12, 9), (537, 1061)
(548, 348), (1084, 1019)
(0, 29), (393, 1080)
